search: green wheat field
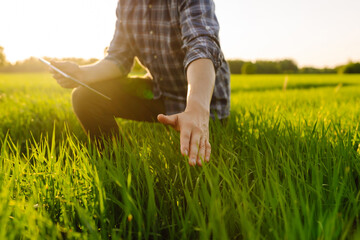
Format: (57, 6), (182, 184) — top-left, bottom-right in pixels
(1, 73), (360, 239)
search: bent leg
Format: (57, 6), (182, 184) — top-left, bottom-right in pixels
(71, 77), (165, 139)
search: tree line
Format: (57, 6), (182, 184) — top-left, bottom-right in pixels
(1, 46), (359, 74)
(0, 57), (98, 73)
(0, 47), (146, 74)
(0, 47), (99, 72)
(228, 59), (360, 74)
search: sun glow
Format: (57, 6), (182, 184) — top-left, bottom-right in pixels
(0, 0), (118, 63)
(0, 0), (359, 67)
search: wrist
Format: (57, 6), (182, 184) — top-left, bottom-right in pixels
(78, 67), (91, 83)
(79, 59), (122, 84)
(79, 65), (102, 84)
(185, 100), (210, 116)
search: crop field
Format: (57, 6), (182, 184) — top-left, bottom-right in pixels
(1, 73), (360, 239)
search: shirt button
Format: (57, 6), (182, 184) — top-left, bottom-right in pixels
(149, 4), (152, 8)
(153, 55), (158, 59)
(150, 30), (154, 35)
(159, 77), (164, 81)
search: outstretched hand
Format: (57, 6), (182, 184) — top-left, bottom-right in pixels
(157, 108), (211, 167)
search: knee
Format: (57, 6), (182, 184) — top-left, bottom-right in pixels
(72, 87), (90, 115)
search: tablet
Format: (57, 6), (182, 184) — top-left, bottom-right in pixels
(38, 57), (111, 101)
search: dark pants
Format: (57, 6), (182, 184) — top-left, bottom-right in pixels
(72, 77), (165, 139)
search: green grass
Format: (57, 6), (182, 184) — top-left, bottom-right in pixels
(1, 73), (360, 239)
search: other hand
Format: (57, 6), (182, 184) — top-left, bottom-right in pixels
(50, 61), (82, 89)
(157, 108), (211, 167)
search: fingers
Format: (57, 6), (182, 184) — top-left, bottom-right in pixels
(197, 138), (206, 166)
(180, 128), (191, 156)
(53, 72), (63, 79)
(49, 67), (57, 74)
(205, 140), (211, 162)
(188, 133), (211, 167)
(49, 61), (80, 89)
(55, 76), (78, 89)
(189, 130), (201, 166)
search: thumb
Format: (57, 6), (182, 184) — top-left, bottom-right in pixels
(157, 114), (178, 129)
(50, 60), (64, 68)
(51, 61), (78, 72)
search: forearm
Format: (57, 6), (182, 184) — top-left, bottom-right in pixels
(186, 58), (215, 113)
(80, 59), (123, 84)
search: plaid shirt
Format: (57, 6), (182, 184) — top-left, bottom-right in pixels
(105, 0), (230, 119)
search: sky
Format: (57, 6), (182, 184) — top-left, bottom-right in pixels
(0, 0), (359, 68)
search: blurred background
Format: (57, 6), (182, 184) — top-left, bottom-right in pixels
(0, 0), (359, 74)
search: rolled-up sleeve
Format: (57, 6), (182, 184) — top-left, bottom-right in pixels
(104, 1), (135, 76)
(179, 0), (224, 72)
